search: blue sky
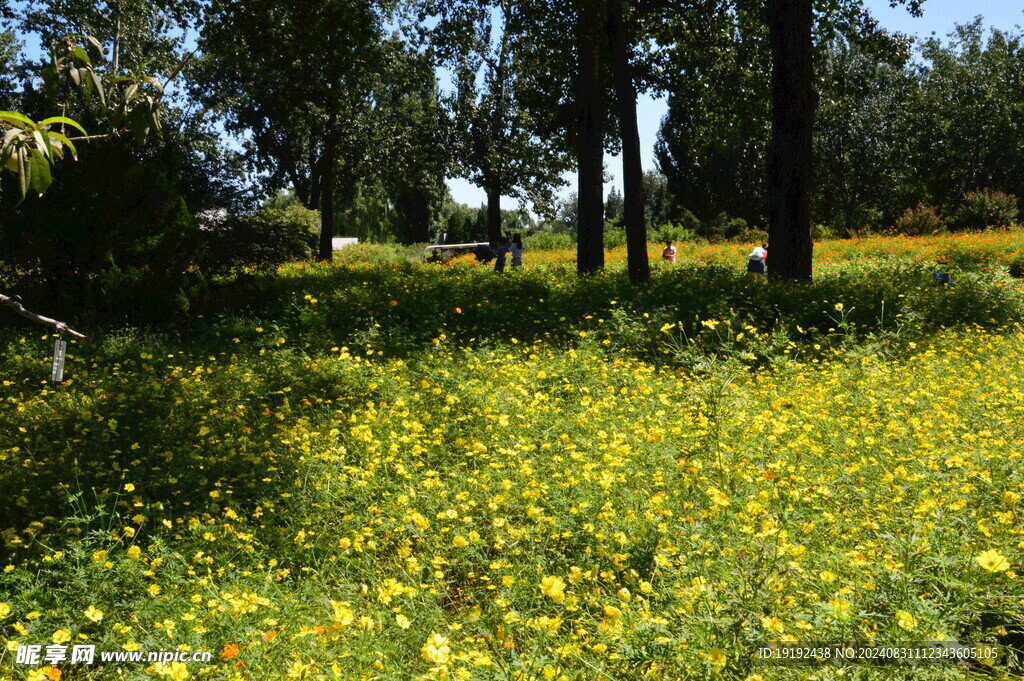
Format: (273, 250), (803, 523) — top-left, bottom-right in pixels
(447, 0), (1024, 213)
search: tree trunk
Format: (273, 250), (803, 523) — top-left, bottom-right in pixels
(576, 2), (605, 275)
(318, 137), (337, 261)
(486, 180), (502, 243)
(607, 0), (649, 284)
(765, 0), (816, 281)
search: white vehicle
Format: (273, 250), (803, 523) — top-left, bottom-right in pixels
(421, 242), (494, 261)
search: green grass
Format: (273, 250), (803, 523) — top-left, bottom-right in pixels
(2, 250), (1024, 680)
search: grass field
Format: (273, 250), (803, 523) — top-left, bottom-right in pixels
(2, 235), (1024, 680)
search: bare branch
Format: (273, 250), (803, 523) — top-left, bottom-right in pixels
(0, 292), (88, 340)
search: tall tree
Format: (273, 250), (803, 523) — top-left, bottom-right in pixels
(763, 0), (815, 280)
(762, 0), (924, 280)
(425, 0), (571, 243)
(606, 0), (648, 282)
(814, 38), (916, 234)
(575, 0), (606, 274)
(197, 0), (393, 260)
(21, 0), (199, 77)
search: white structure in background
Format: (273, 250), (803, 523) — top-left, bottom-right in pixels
(332, 238), (359, 250)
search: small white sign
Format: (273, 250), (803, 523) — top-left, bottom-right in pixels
(51, 338), (67, 382)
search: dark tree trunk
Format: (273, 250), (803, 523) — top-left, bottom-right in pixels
(318, 136), (337, 261)
(576, 3), (605, 275)
(486, 180), (503, 243)
(765, 0), (816, 281)
(607, 0), (649, 284)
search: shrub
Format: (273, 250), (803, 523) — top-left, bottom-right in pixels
(650, 222), (699, 244)
(525, 230), (575, 251)
(733, 227), (769, 244)
(954, 189), (1019, 231)
(204, 205), (319, 268)
(894, 203), (948, 236)
(604, 226), (628, 249)
(334, 242), (407, 266)
(813, 223), (839, 240)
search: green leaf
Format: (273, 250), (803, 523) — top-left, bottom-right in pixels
(38, 117), (88, 136)
(28, 148), (52, 197)
(32, 129), (54, 163)
(0, 111), (35, 129)
(129, 102), (152, 144)
(16, 146), (29, 201)
(72, 46), (91, 65)
(41, 63), (59, 98)
(68, 64), (82, 87)
(89, 69), (105, 107)
(46, 132), (78, 160)
(86, 36), (104, 62)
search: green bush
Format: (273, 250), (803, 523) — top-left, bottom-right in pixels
(732, 227), (769, 244)
(813, 223), (840, 240)
(650, 222), (699, 244)
(894, 203), (948, 236)
(334, 242), (407, 265)
(205, 205), (320, 268)
(524, 230), (575, 251)
(953, 189), (1019, 231)
(603, 226), (628, 249)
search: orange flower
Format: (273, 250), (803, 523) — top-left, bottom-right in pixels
(222, 644), (240, 659)
(44, 667), (62, 681)
(262, 630), (278, 642)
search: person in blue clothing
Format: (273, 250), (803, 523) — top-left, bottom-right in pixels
(747, 244), (767, 278)
(510, 233), (524, 269)
(473, 243), (495, 263)
(494, 237), (511, 273)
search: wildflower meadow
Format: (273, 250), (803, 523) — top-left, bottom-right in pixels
(3, 236), (1024, 680)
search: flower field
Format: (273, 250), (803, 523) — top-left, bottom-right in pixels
(3, 235), (1024, 680)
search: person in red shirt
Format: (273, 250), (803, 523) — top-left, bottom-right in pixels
(662, 240), (677, 263)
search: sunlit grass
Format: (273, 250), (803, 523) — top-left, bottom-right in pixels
(2, 236), (1024, 680)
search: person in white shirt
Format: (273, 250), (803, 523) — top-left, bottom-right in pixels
(747, 244), (767, 278)
(510, 233), (524, 269)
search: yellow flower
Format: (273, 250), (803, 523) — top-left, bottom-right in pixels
(976, 549), (1010, 572)
(819, 570), (836, 582)
(829, 597), (851, 617)
(452, 536), (468, 548)
(539, 575), (566, 602)
(396, 614), (411, 629)
(285, 660), (309, 678)
(123, 483), (135, 492)
(149, 584), (162, 596)
(166, 661), (189, 680)
(895, 610), (916, 631)
(421, 633), (451, 665)
(834, 302), (844, 311)
(660, 323), (676, 333)
(708, 648), (727, 668)
(759, 616), (784, 633)
(52, 629), (72, 644)
(84, 605), (104, 622)
(0, 602), (9, 618)
(707, 487), (730, 507)
(127, 545), (142, 560)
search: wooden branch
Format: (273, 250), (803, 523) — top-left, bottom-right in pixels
(0, 292), (88, 340)
(66, 127), (131, 143)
